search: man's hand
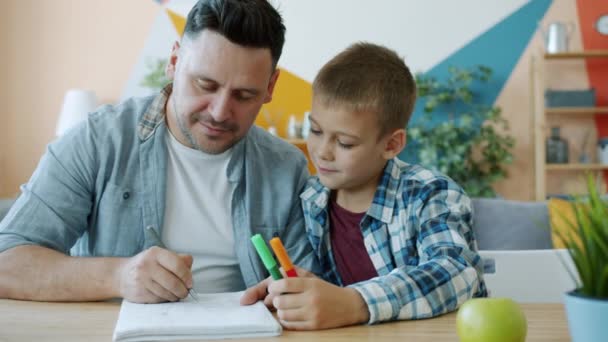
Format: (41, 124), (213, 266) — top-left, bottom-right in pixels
(116, 246), (193, 303)
(269, 277), (370, 330)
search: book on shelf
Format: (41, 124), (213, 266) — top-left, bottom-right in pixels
(113, 291), (281, 342)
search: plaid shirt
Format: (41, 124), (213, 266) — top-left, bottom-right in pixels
(301, 158), (487, 324)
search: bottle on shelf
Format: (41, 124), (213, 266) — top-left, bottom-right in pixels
(597, 137), (608, 165)
(546, 126), (569, 164)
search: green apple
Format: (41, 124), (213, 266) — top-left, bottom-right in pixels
(456, 298), (527, 342)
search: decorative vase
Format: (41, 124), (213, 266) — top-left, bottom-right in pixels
(564, 290), (608, 341)
(546, 126), (568, 164)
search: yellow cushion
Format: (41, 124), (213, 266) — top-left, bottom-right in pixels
(547, 198), (582, 249)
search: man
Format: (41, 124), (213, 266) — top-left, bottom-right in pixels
(0, 0), (318, 303)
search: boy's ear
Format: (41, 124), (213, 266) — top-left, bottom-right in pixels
(382, 128), (407, 159)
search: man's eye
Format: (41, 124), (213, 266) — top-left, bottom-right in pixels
(196, 81), (216, 92)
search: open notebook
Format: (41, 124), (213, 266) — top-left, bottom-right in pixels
(113, 291), (282, 342)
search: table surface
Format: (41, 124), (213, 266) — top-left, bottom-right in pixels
(0, 299), (571, 342)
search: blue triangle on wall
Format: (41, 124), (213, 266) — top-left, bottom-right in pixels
(400, 0), (552, 163)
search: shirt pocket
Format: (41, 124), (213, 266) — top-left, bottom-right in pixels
(94, 183), (144, 256)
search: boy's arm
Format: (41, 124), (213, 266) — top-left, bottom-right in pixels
(348, 180), (485, 324)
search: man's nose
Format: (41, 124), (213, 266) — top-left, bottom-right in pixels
(208, 91), (231, 122)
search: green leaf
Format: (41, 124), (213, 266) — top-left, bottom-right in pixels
(410, 64), (514, 198)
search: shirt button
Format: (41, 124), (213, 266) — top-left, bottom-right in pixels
(123, 192), (130, 200)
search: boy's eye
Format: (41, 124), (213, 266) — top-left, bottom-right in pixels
(338, 141), (354, 149)
(234, 92), (255, 102)
(310, 128), (322, 135)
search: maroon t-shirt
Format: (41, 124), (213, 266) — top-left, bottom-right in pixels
(329, 198), (378, 286)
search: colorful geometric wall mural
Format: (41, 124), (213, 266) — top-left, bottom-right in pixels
(122, 0), (608, 198)
(123, 0), (550, 141)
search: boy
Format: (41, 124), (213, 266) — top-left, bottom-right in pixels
(242, 42), (486, 330)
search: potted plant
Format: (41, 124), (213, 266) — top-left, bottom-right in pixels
(555, 174), (608, 341)
(406, 65), (515, 197)
(140, 57), (170, 90)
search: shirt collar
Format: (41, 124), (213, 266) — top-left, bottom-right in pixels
(301, 158), (401, 224)
(137, 83), (173, 141)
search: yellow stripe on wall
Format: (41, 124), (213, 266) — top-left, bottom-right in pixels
(256, 68), (312, 138)
(166, 8), (186, 36)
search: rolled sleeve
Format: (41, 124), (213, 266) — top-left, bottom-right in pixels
(0, 124), (96, 254)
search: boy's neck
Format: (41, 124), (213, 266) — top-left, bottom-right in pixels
(333, 175), (382, 213)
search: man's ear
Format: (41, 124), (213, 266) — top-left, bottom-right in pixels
(165, 41), (181, 80)
(263, 69), (280, 103)
(382, 128), (407, 160)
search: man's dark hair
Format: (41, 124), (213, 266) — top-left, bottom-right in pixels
(184, 0), (285, 68)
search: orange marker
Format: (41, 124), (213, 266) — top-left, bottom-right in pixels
(269, 237), (298, 277)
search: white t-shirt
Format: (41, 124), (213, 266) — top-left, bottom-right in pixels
(162, 131), (245, 293)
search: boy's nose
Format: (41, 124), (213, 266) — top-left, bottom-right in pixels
(317, 141), (334, 161)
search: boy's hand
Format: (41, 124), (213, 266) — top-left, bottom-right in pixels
(240, 266), (317, 309)
(240, 276), (276, 309)
(269, 277), (370, 330)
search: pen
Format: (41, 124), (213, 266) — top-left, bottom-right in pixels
(269, 237), (298, 277)
(145, 226), (199, 302)
(251, 234), (283, 280)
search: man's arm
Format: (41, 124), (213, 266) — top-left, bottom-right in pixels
(0, 245), (193, 302)
(0, 245), (122, 301)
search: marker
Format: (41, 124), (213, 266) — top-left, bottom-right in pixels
(251, 234), (283, 280)
(269, 237), (298, 277)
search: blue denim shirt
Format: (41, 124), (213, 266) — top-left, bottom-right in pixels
(0, 85), (320, 288)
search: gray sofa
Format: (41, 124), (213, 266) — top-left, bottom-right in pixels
(471, 198), (552, 250)
(0, 197), (552, 250)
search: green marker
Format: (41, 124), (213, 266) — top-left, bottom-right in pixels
(251, 234), (283, 280)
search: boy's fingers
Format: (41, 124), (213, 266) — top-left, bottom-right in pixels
(268, 278), (307, 294)
(240, 277), (271, 305)
(293, 266), (315, 278)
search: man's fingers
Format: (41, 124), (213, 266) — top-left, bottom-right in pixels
(178, 254), (194, 268)
(151, 261), (190, 299)
(240, 277), (271, 305)
(156, 250), (193, 288)
(146, 279), (180, 302)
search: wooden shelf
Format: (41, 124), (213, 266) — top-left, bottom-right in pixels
(545, 107), (608, 115)
(544, 50), (608, 59)
(545, 163), (608, 171)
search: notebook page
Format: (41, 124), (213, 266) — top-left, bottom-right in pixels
(113, 291), (281, 342)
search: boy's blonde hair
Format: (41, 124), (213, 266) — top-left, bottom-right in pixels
(312, 42), (416, 137)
